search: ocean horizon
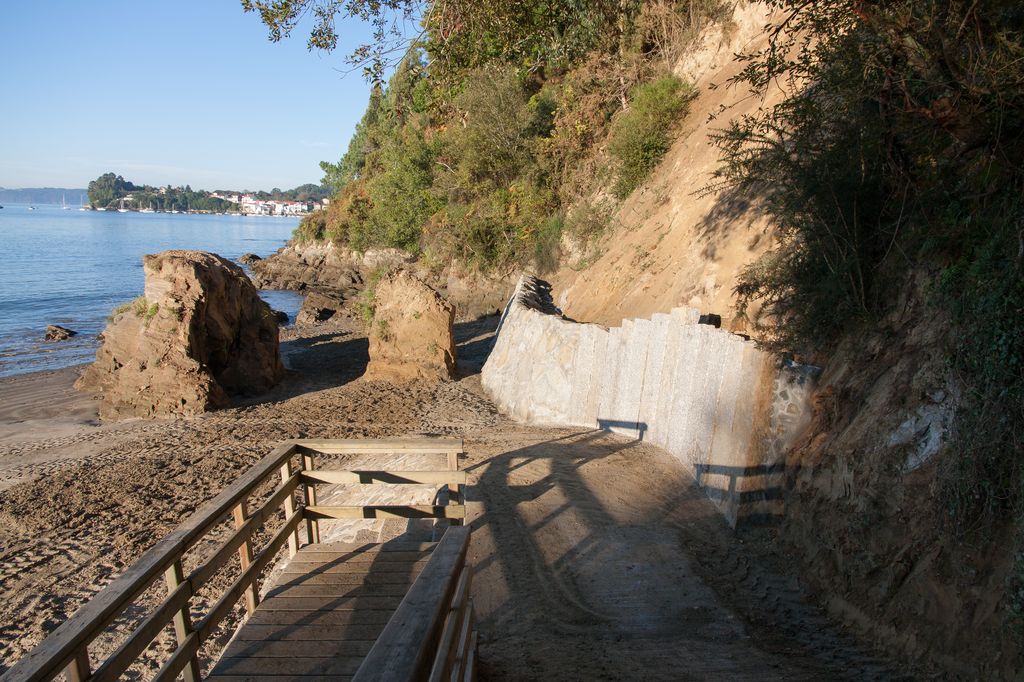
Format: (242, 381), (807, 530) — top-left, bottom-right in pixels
(0, 204), (303, 378)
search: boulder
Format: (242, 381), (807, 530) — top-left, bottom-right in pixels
(238, 252), (262, 266)
(273, 309), (289, 325)
(76, 250), (284, 419)
(364, 271), (456, 382)
(45, 325), (77, 341)
(296, 292), (344, 326)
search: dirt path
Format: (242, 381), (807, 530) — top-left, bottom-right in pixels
(0, 316), (911, 679)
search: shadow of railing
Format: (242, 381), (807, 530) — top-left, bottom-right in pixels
(596, 419), (648, 441)
(693, 462), (790, 526)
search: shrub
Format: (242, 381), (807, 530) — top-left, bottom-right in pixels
(143, 303), (159, 325)
(712, 0), (1024, 530)
(294, 211), (327, 242)
(608, 74), (694, 198)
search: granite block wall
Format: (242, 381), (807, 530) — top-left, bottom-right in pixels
(482, 276), (814, 526)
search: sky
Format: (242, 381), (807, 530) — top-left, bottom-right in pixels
(0, 1), (388, 191)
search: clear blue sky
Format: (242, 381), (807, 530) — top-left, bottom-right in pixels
(0, 1), (382, 191)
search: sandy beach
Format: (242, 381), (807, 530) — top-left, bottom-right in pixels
(0, 316), (907, 680)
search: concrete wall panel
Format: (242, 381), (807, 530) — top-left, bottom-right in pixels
(480, 276), (813, 527)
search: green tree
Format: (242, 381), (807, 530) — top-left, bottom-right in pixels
(87, 172), (136, 207)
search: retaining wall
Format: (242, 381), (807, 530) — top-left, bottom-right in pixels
(481, 276), (814, 526)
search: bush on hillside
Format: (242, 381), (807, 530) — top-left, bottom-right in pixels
(608, 75), (694, 198)
(713, 0), (1024, 531)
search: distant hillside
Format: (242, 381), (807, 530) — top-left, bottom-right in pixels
(0, 187), (88, 205)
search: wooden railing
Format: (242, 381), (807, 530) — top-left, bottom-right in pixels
(353, 525), (477, 682)
(3, 437), (467, 682)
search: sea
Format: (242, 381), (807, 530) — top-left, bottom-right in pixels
(0, 204), (304, 378)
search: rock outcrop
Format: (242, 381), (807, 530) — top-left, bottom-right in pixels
(295, 292), (344, 326)
(249, 242), (379, 299)
(252, 240), (515, 321)
(76, 250), (284, 419)
(45, 325), (77, 341)
(363, 271), (456, 382)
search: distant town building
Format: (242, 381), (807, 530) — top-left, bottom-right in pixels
(236, 194), (315, 216)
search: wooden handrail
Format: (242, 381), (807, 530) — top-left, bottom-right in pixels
(352, 526), (472, 682)
(301, 470), (468, 485)
(5, 437), (469, 682)
(4, 441), (301, 682)
(306, 505), (466, 520)
(295, 438), (463, 455)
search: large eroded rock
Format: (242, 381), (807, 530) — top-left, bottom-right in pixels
(364, 271), (456, 382)
(77, 250), (284, 418)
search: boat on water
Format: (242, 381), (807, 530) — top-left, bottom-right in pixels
(28, 206), (37, 210)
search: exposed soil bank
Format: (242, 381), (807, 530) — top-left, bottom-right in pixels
(0, 315), (916, 679)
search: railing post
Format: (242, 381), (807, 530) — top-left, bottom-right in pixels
(63, 646), (91, 682)
(302, 452), (320, 545)
(231, 500), (259, 615)
(448, 449), (462, 526)
(280, 460), (299, 558)
(164, 559), (200, 682)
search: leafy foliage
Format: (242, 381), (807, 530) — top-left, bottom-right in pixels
(87, 173), (137, 207)
(711, 0), (1024, 528)
(267, 1), (728, 271)
(608, 75), (693, 198)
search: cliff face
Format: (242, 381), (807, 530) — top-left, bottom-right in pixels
(550, 3), (784, 329)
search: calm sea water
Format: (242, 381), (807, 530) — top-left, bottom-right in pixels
(0, 205), (304, 377)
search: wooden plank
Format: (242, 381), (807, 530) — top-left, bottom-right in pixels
(230, 622), (392, 641)
(195, 510), (304, 642)
(286, 550), (432, 564)
(90, 580), (192, 682)
(152, 627), (200, 682)
(462, 631), (478, 682)
(306, 505), (465, 520)
(303, 452), (320, 545)
(268, 572), (424, 588)
(453, 600), (474, 681)
(352, 526), (471, 682)
(3, 441), (298, 682)
(298, 542), (438, 553)
(232, 500), (259, 615)
(276, 560), (430, 575)
(295, 437), (462, 454)
(244, 609), (400, 627)
(301, 470), (468, 485)
(190, 473), (300, 588)
(219, 639), (374, 659)
(264, 583), (414, 599)
(207, 676), (353, 682)
(254, 595), (405, 612)
(163, 560), (199, 682)
(281, 461), (300, 558)
(214, 655), (365, 676)
(428, 567), (472, 682)
(62, 648), (89, 682)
